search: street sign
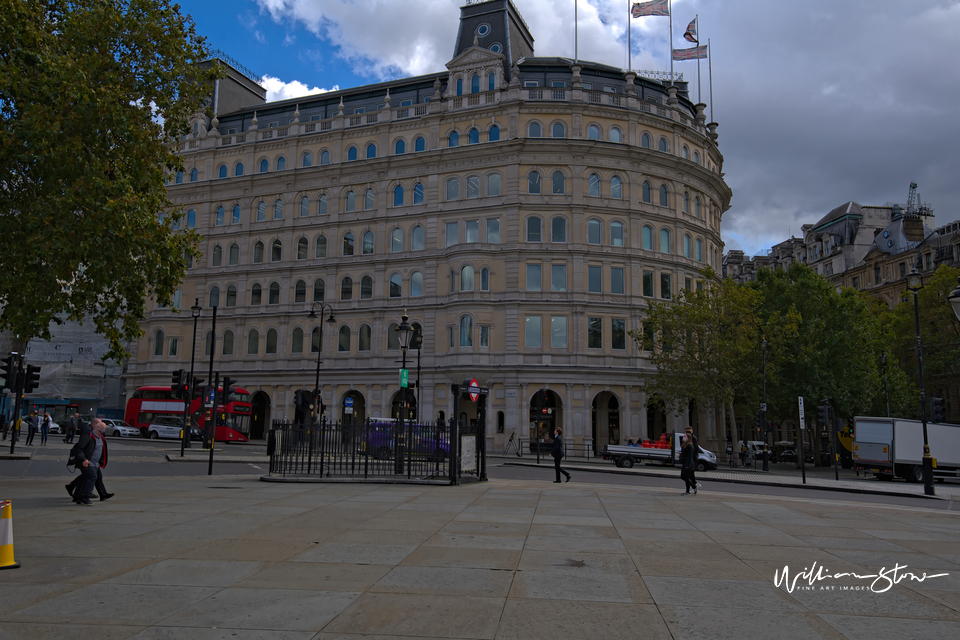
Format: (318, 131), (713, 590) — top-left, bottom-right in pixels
(345, 407), (354, 415)
(400, 368), (409, 388)
(760, 403), (767, 412)
(798, 397), (805, 429)
(468, 378), (480, 402)
(204, 386), (215, 408)
(345, 397), (354, 408)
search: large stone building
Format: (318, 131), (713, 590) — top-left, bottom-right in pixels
(125, 0), (732, 453)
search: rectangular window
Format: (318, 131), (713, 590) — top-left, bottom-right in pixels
(660, 273), (672, 299)
(445, 221), (458, 247)
(898, 263), (905, 279)
(525, 316), (542, 348)
(551, 264), (567, 292)
(925, 253), (932, 270)
(486, 218), (501, 243)
(523, 80), (540, 87)
(612, 318), (626, 350)
(449, 327), (454, 348)
(696, 281), (703, 292)
(588, 265), (602, 293)
(400, 99), (413, 107)
(354, 107), (365, 114)
(685, 277), (692, 292)
(466, 175), (480, 199)
(588, 317), (602, 349)
(480, 326), (490, 348)
(526, 264), (542, 291)
(167, 337), (179, 356)
(551, 316), (567, 349)
(611, 267), (624, 294)
(643, 271), (654, 297)
(465, 220), (480, 243)
(551, 81), (566, 88)
(852, 277), (859, 289)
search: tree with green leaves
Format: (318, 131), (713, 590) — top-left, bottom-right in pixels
(632, 268), (799, 448)
(0, 0), (218, 362)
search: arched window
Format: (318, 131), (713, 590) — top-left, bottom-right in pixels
(682, 145), (689, 160)
(487, 173), (501, 196)
(412, 226), (424, 250)
(363, 189), (375, 210)
(468, 129), (479, 144)
(318, 194), (328, 215)
(659, 185), (669, 207)
(696, 238), (703, 262)
(588, 174), (601, 197)
(345, 191), (356, 212)
(310, 327), (321, 353)
(268, 282), (280, 304)
(391, 228), (403, 252)
(218, 165), (227, 178)
(235, 163), (244, 176)
(611, 176), (622, 199)
(256, 202), (266, 221)
(247, 329), (259, 355)
(253, 241), (264, 264)
(528, 171), (541, 194)
(228, 244), (239, 265)
(642, 225), (653, 250)
(642, 181), (652, 204)
(292, 327), (304, 353)
(190, 168), (198, 182)
(587, 219), (601, 245)
(259, 159), (269, 173)
(684, 234), (692, 258)
(362, 231), (374, 254)
(204, 331), (212, 357)
(413, 183), (424, 204)
(552, 171), (565, 194)
(471, 74), (480, 93)
(273, 199), (283, 220)
(277, 157), (286, 170)
(342, 233), (354, 256)
(460, 265), (474, 291)
(214, 206), (224, 226)
(693, 150), (700, 165)
(365, 143), (376, 159)
(610, 128), (623, 143)
(320, 150), (331, 164)
(395, 139), (405, 155)
(488, 72), (496, 91)
(588, 124), (601, 140)
(271, 239), (282, 262)
(683, 191), (690, 213)
(302, 152), (312, 167)
(641, 133), (651, 148)
(340, 277), (353, 300)
(446, 177), (460, 201)
(659, 228), (671, 253)
(212, 245), (223, 267)
(456, 77), (463, 96)
(411, 272), (424, 297)
(526, 217), (542, 242)
(360, 275), (373, 299)
(295, 280), (306, 303)
(226, 285), (237, 307)
(173, 289), (182, 309)
(466, 175), (480, 199)
(265, 329), (278, 354)
(552, 217), (566, 243)
(489, 125), (499, 141)
(528, 122), (541, 137)
(480, 268), (490, 291)
(611, 221), (624, 247)
(359, 325), (372, 351)
(347, 146), (358, 161)
(459, 316), (474, 347)
(414, 136), (425, 152)
(175, 171), (183, 184)
(338, 326), (351, 352)
(658, 137), (668, 153)
(299, 197), (309, 217)
(389, 273), (402, 297)
(222, 330), (234, 356)
(209, 286), (220, 307)
(551, 122), (565, 138)
(448, 131), (459, 147)
(695, 196), (701, 218)
(185, 210), (196, 228)
(232, 205), (241, 224)
(316, 235), (327, 258)
(153, 329), (164, 356)
(386, 323), (399, 350)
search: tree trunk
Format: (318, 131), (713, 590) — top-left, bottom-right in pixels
(728, 399), (741, 452)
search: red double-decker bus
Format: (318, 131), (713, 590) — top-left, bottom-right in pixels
(124, 386), (252, 442)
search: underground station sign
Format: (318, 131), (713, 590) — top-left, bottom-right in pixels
(466, 378), (481, 402)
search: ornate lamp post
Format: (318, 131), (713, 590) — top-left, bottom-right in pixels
(906, 263), (935, 496)
(307, 303), (336, 420)
(879, 351), (890, 418)
(181, 299), (202, 455)
(395, 311), (414, 474)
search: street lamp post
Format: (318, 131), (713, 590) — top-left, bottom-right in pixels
(395, 312), (414, 475)
(412, 328), (422, 422)
(761, 337), (768, 472)
(880, 351), (890, 418)
(181, 299), (202, 456)
(307, 303), (336, 422)
(906, 264), (935, 496)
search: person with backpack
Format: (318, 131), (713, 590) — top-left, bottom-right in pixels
(66, 418), (113, 505)
(551, 427), (571, 483)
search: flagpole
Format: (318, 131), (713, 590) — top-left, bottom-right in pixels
(708, 38), (714, 122)
(575, 0), (578, 63)
(669, 0), (673, 81)
(696, 15), (701, 102)
(627, 0), (631, 71)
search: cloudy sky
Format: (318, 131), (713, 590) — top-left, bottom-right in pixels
(177, 0), (960, 256)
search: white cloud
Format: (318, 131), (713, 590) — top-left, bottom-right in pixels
(261, 75), (338, 102)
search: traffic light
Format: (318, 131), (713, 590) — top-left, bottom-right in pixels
(171, 369), (185, 398)
(931, 397), (945, 423)
(222, 377), (234, 402)
(1, 356), (17, 391)
(754, 412), (762, 433)
(293, 389), (304, 411)
(23, 364), (41, 393)
(818, 403), (832, 427)
(191, 377), (204, 399)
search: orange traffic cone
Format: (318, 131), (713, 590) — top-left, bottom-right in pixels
(0, 500), (20, 570)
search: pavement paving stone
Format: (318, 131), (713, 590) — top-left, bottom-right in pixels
(370, 565), (515, 597)
(129, 628), (315, 640)
(422, 531), (527, 550)
(658, 606), (830, 640)
(793, 536), (919, 552)
(235, 561), (392, 592)
(104, 559), (267, 587)
(645, 575), (804, 610)
(0, 622), (147, 640)
(526, 523), (619, 538)
(784, 585), (953, 618)
(399, 545), (521, 570)
(509, 568), (651, 603)
(73, 538), (206, 559)
(495, 599), (672, 640)
(523, 534), (627, 554)
(323, 593), (504, 638)
(291, 541), (420, 565)
(818, 614), (960, 640)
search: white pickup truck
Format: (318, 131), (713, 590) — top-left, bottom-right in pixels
(601, 433), (718, 471)
(853, 416), (960, 482)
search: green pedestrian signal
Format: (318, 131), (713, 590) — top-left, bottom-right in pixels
(400, 368), (409, 388)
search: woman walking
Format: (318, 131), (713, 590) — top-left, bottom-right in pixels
(551, 427), (571, 483)
(680, 434), (697, 495)
(40, 412), (52, 446)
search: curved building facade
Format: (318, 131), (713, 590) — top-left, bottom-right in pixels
(128, 0), (732, 452)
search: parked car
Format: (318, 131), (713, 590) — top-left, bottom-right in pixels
(778, 449), (815, 464)
(100, 419), (140, 438)
(145, 416), (201, 440)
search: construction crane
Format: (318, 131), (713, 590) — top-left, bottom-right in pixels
(906, 181), (934, 218)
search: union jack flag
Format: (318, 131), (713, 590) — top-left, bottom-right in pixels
(631, 0), (670, 18)
(683, 18), (698, 43)
(672, 45), (708, 61)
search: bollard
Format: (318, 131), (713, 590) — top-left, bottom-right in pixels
(0, 500), (20, 570)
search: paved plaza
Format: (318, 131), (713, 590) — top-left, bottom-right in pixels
(1, 473), (959, 639)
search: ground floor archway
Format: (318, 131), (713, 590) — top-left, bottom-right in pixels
(529, 389), (562, 447)
(390, 388), (418, 421)
(591, 392), (622, 454)
(251, 391), (271, 440)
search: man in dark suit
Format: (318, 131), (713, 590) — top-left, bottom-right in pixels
(66, 419), (113, 505)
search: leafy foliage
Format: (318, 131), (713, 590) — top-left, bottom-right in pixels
(0, 0), (218, 361)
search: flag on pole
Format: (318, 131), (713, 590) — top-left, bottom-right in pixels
(631, 0), (669, 18)
(683, 17), (698, 43)
(672, 45), (708, 61)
